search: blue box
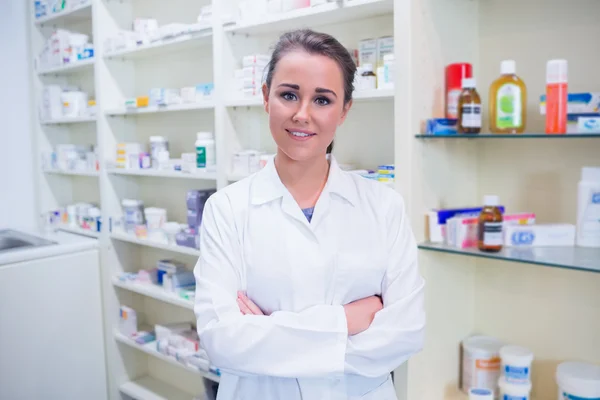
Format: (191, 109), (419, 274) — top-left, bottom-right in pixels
(426, 118), (457, 135)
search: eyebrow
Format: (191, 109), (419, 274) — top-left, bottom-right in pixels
(277, 83), (338, 98)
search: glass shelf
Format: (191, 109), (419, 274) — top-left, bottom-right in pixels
(415, 133), (600, 139)
(418, 242), (600, 274)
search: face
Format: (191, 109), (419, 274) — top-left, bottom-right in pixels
(263, 51), (352, 163)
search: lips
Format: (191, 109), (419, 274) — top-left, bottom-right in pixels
(285, 129), (317, 140)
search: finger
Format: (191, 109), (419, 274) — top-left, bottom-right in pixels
(239, 293), (264, 315)
(237, 298), (252, 315)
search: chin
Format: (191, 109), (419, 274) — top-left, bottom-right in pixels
(279, 145), (323, 162)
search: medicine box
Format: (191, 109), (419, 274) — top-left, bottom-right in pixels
(539, 92), (600, 115)
(376, 36), (394, 68)
(119, 306), (138, 337)
(358, 38), (377, 67)
(504, 224), (576, 247)
(426, 206), (506, 243)
(155, 322), (192, 341)
(577, 116), (600, 133)
(426, 118), (457, 135)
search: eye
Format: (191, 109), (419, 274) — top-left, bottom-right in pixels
(281, 92), (298, 101)
(315, 96), (331, 106)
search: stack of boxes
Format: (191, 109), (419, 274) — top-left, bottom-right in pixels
(234, 54), (270, 98)
(175, 189), (215, 249)
(539, 92), (600, 134)
(355, 36), (394, 90)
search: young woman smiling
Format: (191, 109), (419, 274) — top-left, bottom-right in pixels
(193, 29), (425, 400)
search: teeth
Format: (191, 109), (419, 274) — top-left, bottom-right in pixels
(290, 131), (311, 137)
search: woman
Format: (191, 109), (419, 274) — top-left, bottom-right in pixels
(193, 29), (425, 400)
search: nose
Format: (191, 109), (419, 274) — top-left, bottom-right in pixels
(292, 98), (311, 124)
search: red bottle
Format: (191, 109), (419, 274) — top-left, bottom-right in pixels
(446, 63), (473, 119)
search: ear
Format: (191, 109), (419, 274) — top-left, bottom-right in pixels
(262, 83), (269, 113)
(338, 99), (353, 126)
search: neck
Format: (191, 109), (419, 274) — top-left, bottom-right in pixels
(274, 150), (330, 209)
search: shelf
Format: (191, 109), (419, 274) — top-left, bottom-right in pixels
(34, 2), (92, 26)
(37, 58), (95, 76)
(415, 133), (600, 139)
(104, 31), (213, 60)
(114, 331), (220, 383)
(224, 89), (393, 108)
(44, 169), (99, 177)
(56, 224), (100, 238)
(120, 376), (195, 400)
(106, 102), (214, 116)
(418, 243), (600, 274)
(108, 168), (217, 181)
(41, 116), (96, 125)
(112, 277), (194, 310)
(224, 0), (393, 35)
(110, 232), (201, 257)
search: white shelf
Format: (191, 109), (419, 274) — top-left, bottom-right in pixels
(108, 168), (217, 181)
(106, 102), (214, 116)
(104, 31), (213, 60)
(56, 224), (100, 238)
(120, 376), (195, 400)
(37, 58), (95, 76)
(112, 277), (194, 310)
(41, 116), (96, 125)
(110, 232), (201, 257)
(223, 89), (393, 108)
(114, 331), (220, 383)
(224, 0), (393, 35)
(34, 2), (92, 26)
(44, 168), (99, 177)
(224, 96), (264, 108)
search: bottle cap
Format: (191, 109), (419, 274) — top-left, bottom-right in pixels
(546, 59), (568, 84)
(363, 63), (374, 72)
(196, 132), (214, 140)
(462, 78), (476, 89)
(483, 195), (499, 206)
(500, 60), (516, 75)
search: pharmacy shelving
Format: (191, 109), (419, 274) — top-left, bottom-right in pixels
(415, 133), (600, 139)
(114, 331), (220, 383)
(110, 232), (201, 257)
(120, 376), (196, 400)
(56, 224), (101, 238)
(41, 116), (97, 125)
(418, 243), (600, 274)
(104, 31), (213, 61)
(105, 102), (214, 116)
(112, 277), (194, 310)
(44, 168), (100, 177)
(34, 2), (92, 26)
(37, 58), (95, 76)
(108, 168), (218, 181)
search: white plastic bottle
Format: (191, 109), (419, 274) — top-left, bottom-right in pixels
(577, 167), (600, 247)
(195, 132), (216, 170)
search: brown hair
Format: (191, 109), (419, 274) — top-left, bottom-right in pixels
(264, 29), (357, 154)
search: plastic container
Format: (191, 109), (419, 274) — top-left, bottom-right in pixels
(556, 362), (600, 400)
(462, 336), (504, 396)
(489, 60), (527, 134)
(144, 207), (167, 231)
(469, 388), (494, 400)
(150, 136), (169, 168)
(446, 62), (473, 119)
(576, 167), (600, 248)
(122, 199), (145, 233)
(195, 132), (216, 170)
(500, 345), (533, 384)
(498, 376), (532, 400)
(545, 59), (568, 134)
(163, 222), (183, 245)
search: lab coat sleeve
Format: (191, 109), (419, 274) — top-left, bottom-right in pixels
(194, 195), (348, 378)
(344, 192), (426, 378)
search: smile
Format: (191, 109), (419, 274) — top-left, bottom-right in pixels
(286, 129), (316, 139)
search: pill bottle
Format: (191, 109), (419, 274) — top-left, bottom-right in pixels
(556, 361), (600, 400)
(478, 195), (503, 253)
(498, 376), (531, 400)
(196, 132), (216, 170)
(361, 64), (377, 90)
(150, 136), (169, 168)
(462, 336), (504, 396)
(458, 78), (482, 134)
(500, 345), (533, 384)
(122, 199), (145, 233)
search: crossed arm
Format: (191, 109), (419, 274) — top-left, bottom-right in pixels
(193, 194), (425, 379)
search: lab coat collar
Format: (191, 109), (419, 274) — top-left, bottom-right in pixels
(250, 154), (358, 207)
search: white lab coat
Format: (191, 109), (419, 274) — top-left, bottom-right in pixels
(194, 156), (425, 400)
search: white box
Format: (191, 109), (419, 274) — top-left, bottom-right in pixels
(578, 116), (600, 134)
(358, 38), (377, 67)
(119, 306), (138, 337)
(504, 224), (576, 247)
(154, 322), (192, 341)
(242, 54), (271, 68)
(376, 36), (394, 67)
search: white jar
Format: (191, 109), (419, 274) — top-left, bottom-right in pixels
(576, 167), (600, 247)
(149, 136), (169, 169)
(144, 207), (167, 231)
(195, 132), (216, 170)
(556, 362), (600, 400)
(462, 336), (504, 396)
(469, 388), (494, 400)
(122, 199), (145, 233)
(500, 345), (534, 384)
(499, 376), (531, 400)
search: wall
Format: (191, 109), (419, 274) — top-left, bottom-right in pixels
(0, 1), (36, 230)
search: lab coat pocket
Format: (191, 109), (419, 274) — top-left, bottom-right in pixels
(336, 251), (385, 301)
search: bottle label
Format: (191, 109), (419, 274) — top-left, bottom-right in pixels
(496, 84), (522, 129)
(461, 104), (482, 128)
(483, 222), (503, 246)
(447, 89), (462, 118)
(196, 146), (207, 168)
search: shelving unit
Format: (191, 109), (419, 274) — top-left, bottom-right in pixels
(43, 168), (99, 177)
(27, 0), (599, 399)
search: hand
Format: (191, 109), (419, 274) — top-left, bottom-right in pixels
(237, 291), (265, 315)
(343, 295), (383, 336)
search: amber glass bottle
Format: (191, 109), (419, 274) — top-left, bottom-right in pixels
(477, 195), (503, 252)
(457, 77), (482, 134)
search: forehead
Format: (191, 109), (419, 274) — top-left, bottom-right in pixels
(272, 51), (345, 90)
